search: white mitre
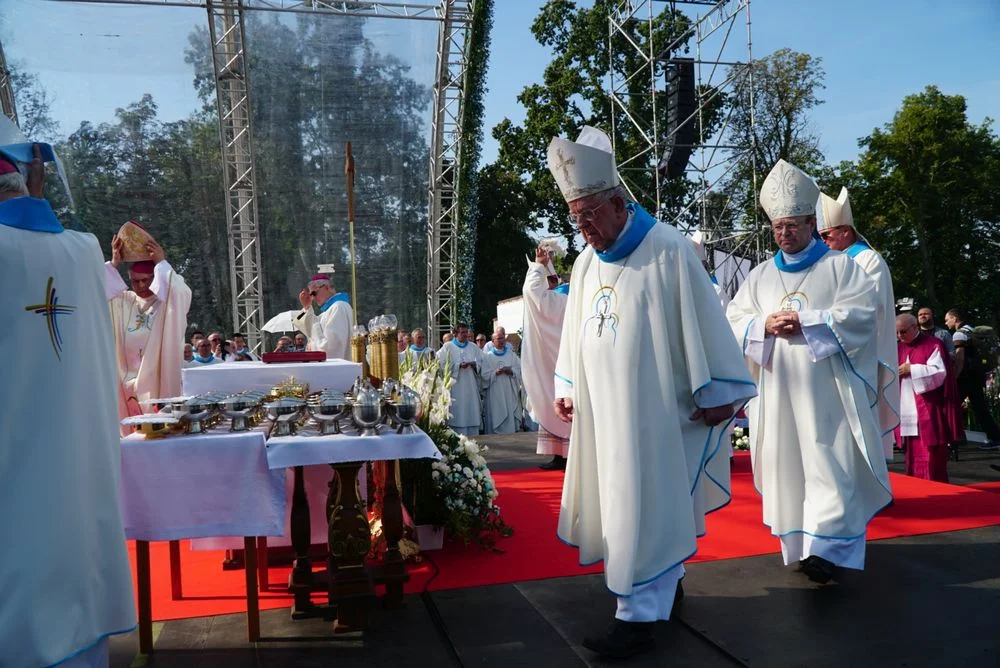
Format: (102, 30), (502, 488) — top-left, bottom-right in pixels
(816, 187), (854, 231)
(0, 114), (74, 206)
(759, 159), (820, 221)
(547, 126), (620, 203)
(687, 230), (708, 262)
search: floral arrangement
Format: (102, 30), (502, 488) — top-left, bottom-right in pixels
(732, 426), (750, 451)
(398, 352), (512, 548)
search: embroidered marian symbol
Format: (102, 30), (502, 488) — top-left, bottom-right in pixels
(586, 286), (619, 342)
(24, 276), (76, 360)
(778, 291), (808, 312)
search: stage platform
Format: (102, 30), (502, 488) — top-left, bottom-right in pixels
(108, 434), (1000, 667)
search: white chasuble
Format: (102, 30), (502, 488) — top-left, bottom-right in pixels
(480, 344), (523, 434)
(295, 295), (352, 360)
(107, 260), (191, 432)
(439, 339), (483, 435)
(727, 248), (892, 560)
(1, 212), (135, 667)
(554, 205), (756, 597)
(848, 244), (900, 459)
(521, 261), (570, 443)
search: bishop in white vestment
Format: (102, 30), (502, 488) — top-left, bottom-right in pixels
(480, 327), (524, 434)
(521, 246), (571, 468)
(727, 159), (892, 584)
(0, 138), (135, 667)
(107, 231), (192, 434)
(548, 127), (757, 660)
(818, 187), (900, 460)
(295, 273), (352, 360)
(438, 323), (483, 436)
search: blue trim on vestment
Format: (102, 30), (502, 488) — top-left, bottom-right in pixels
(595, 202), (656, 262)
(453, 339), (468, 349)
(554, 372), (573, 386)
(741, 318), (754, 355)
(490, 344), (510, 356)
(45, 625), (138, 668)
(774, 240), (828, 272)
(845, 239), (871, 258)
(766, 494), (894, 541)
(0, 196), (63, 233)
(553, 283), (570, 295)
(408, 345), (429, 353)
(691, 376), (757, 410)
(0, 141), (57, 165)
(192, 354), (215, 364)
(317, 292), (350, 314)
(710, 274), (719, 285)
(877, 359), (901, 437)
(826, 313), (879, 408)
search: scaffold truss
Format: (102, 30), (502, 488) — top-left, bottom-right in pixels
(0, 42), (18, 126)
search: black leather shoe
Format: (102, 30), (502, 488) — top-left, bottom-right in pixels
(799, 556), (836, 584)
(539, 455), (567, 471)
(582, 619), (655, 659)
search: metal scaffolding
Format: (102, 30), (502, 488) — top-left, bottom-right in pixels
(426, 0), (473, 340)
(608, 0), (767, 294)
(0, 41), (18, 125)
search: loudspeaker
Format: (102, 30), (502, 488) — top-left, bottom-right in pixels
(658, 58), (696, 180)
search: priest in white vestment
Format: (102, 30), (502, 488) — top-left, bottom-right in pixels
(107, 230), (192, 434)
(818, 187), (900, 460)
(295, 273), (352, 360)
(480, 327), (523, 434)
(522, 245), (571, 469)
(548, 127), (757, 660)
(187, 337), (224, 367)
(438, 323), (483, 436)
(726, 159), (893, 585)
(399, 327), (436, 370)
(0, 134), (135, 668)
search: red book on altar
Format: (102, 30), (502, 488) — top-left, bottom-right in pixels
(261, 351), (327, 364)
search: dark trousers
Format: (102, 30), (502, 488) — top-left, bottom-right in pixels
(959, 380), (1000, 442)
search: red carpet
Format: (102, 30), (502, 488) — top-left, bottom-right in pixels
(132, 453), (1000, 621)
(969, 481), (1000, 494)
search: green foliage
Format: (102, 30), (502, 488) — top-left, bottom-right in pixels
(824, 86), (1000, 323)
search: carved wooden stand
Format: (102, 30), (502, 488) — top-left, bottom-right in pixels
(287, 460), (408, 631)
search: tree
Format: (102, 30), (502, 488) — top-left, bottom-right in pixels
(826, 86), (1000, 323)
(8, 66), (59, 141)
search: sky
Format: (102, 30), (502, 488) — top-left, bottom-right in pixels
(2, 0), (998, 169)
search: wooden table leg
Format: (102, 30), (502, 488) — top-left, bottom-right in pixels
(168, 540), (182, 600)
(136, 540), (154, 654)
(329, 461), (374, 631)
(243, 537), (260, 642)
(256, 536), (269, 592)
(380, 459), (407, 608)
(289, 465), (314, 619)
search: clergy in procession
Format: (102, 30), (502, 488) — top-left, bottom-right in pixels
(480, 326), (524, 434)
(295, 273), (352, 360)
(549, 126), (756, 660)
(400, 327), (435, 369)
(0, 130), (135, 667)
(107, 223), (192, 433)
(818, 187), (900, 460)
(726, 159), (892, 585)
(439, 322), (483, 436)
(895, 314), (962, 482)
(522, 244), (571, 470)
(187, 336), (224, 367)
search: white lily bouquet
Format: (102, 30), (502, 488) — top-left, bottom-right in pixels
(732, 426), (750, 451)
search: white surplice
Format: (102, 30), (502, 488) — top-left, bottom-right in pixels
(480, 343), (523, 434)
(295, 297), (352, 360)
(1, 213), (136, 667)
(439, 339), (483, 435)
(726, 244), (892, 569)
(554, 208), (757, 602)
(399, 345), (435, 371)
(106, 260), (191, 433)
(521, 260), (570, 454)
(899, 347), (946, 436)
(850, 245), (900, 459)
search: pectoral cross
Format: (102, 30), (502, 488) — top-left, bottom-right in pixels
(553, 148), (576, 184)
(596, 312), (609, 338)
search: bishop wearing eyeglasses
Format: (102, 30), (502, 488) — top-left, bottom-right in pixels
(548, 126), (755, 660)
(296, 273), (352, 360)
(726, 159), (891, 585)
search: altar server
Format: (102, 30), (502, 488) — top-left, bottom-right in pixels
(295, 273), (352, 360)
(0, 131), (135, 667)
(438, 322), (483, 436)
(549, 126), (756, 660)
(107, 224), (192, 432)
(818, 187), (900, 459)
(727, 159), (892, 585)
(522, 244), (571, 469)
(480, 326), (523, 434)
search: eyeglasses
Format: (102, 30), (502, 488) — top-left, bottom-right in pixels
(476, 337), (486, 342)
(771, 223), (803, 234)
(818, 226), (847, 241)
(309, 290), (317, 297)
(568, 201), (607, 232)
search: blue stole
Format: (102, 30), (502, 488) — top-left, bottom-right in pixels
(192, 354), (215, 364)
(491, 344), (510, 356)
(0, 197), (63, 233)
(595, 202), (656, 262)
(774, 239), (829, 273)
(453, 339), (468, 349)
(317, 292), (350, 314)
(553, 283), (570, 295)
(845, 239), (871, 259)
(408, 345), (429, 354)
(710, 274), (719, 286)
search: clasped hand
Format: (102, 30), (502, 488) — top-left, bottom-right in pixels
(765, 311), (801, 337)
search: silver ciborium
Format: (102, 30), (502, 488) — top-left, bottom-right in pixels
(224, 394), (259, 432)
(390, 385), (421, 434)
(265, 397), (306, 437)
(352, 383), (382, 436)
(179, 396), (219, 433)
(308, 392), (350, 435)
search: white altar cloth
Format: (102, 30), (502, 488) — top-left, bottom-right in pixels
(266, 425), (442, 469)
(120, 431), (286, 541)
(182, 359), (361, 396)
